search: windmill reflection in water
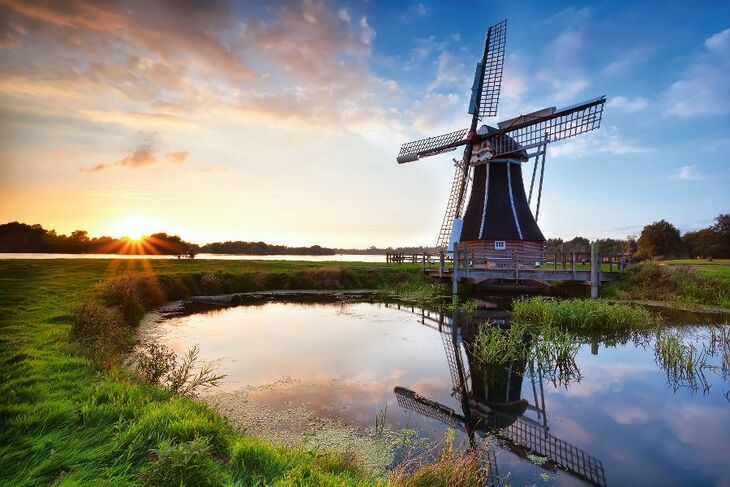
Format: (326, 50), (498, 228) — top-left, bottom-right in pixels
(388, 304), (606, 487)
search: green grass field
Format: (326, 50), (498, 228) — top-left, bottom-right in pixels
(0, 259), (425, 486)
(661, 259), (730, 282)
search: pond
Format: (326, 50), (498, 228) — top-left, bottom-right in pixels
(138, 297), (730, 486)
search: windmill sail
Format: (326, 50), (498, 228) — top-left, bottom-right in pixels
(469, 19), (507, 119)
(397, 128), (469, 163)
(436, 161), (469, 248)
(395, 387), (607, 487)
(488, 96), (606, 157)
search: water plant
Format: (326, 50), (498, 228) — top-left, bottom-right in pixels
(654, 325), (730, 396)
(654, 329), (710, 393)
(469, 321), (582, 387)
(378, 279), (450, 305)
(512, 296), (657, 333)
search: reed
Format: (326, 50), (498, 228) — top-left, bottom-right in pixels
(512, 296), (657, 333)
(390, 431), (488, 487)
(469, 321), (582, 386)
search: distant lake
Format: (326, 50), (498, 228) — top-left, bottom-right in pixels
(0, 253), (386, 262)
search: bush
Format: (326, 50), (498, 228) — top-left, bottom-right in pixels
(140, 438), (227, 487)
(130, 343), (225, 397)
(72, 301), (132, 365)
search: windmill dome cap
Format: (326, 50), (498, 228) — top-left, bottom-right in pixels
(477, 125), (529, 162)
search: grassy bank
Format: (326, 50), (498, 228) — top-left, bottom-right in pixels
(0, 259), (434, 486)
(604, 262), (730, 309)
(660, 259), (730, 282)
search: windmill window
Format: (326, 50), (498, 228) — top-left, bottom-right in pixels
(494, 241), (506, 250)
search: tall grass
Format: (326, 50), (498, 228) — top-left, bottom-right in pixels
(512, 296), (657, 333)
(378, 279), (449, 305)
(390, 431), (488, 487)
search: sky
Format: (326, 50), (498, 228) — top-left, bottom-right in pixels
(0, 0), (728, 247)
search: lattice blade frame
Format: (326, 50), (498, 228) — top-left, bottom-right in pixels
(397, 128), (469, 163)
(477, 19), (507, 118)
(488, 96), (606, 157)
(394, 387), (466, 431)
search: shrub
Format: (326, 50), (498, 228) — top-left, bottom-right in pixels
(130, 343), (225, 397)
(72, 301), (132, 365)
(140, 438), (227, 487)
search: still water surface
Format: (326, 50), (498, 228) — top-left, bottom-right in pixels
(139, 300), (730, 486)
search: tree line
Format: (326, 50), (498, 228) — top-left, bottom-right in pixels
(546, 213), (729, 260)
(1, 214), (728, 258)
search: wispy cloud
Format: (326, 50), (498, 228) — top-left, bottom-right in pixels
(549, 126), (654, 158)
(671, 165), (704, 181)
(427, 51), (469, 92)
(664, 28), (730, 117)
(81, 132), (188, 172)
(608, 96), (648, 113)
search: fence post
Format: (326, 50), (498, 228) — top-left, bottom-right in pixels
(572, 252), (577, 280)
(590, 243), (600, 298)
(439, 251), (444, 278)
(452, 243), (460, 296)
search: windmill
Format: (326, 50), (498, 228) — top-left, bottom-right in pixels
(389, 306), (607, 486)
(396, 19), (606, 260)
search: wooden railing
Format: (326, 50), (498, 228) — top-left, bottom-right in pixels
(387, 249), (628, 273)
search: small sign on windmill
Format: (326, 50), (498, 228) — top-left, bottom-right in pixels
(396, 19), (606, 262)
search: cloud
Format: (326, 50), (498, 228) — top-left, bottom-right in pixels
(671, 165), (704, 181)
(607, 96), (648, 113)
(428, 51), (469, 92)
(549, 126), (654, 158)
(535, 16), (592, 104)
(166, 151), (189, 164)
(664, 28), (730, 117)
(0, 0), (391, 138)
(82, 132), (187, 172)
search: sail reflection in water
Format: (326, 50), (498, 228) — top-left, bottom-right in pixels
(389, 306), (606, 487)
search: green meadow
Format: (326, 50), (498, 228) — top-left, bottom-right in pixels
(0, 259), (427, 486)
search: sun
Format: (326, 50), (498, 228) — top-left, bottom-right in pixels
(109, 215), (158, 241)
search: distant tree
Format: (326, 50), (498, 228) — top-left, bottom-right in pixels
(712, 213), (730, 238)
(637, 219), (682, 259)
(565, 237), (590, 253)
(71, 230), (89, 242)
(624, 235), (638, 256)
(682, 228), (721, 258)
(545, 238), (564, 252)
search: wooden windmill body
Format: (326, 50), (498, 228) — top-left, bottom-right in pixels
(396, 20), (606, 262)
